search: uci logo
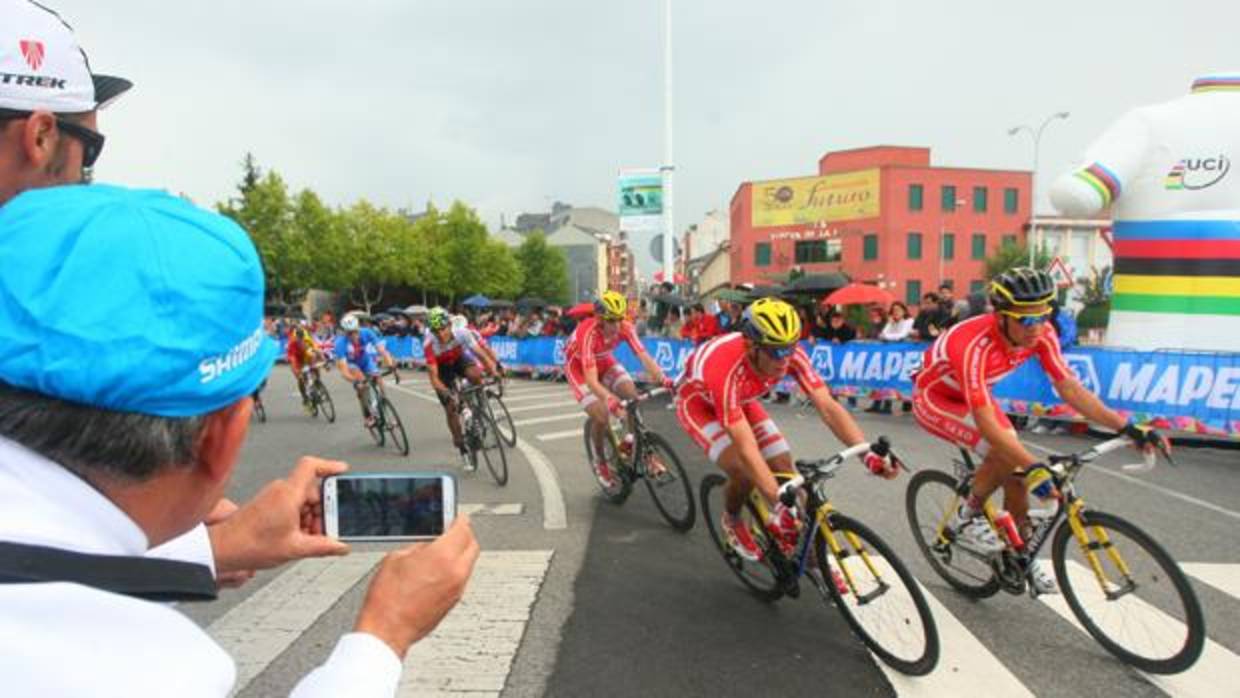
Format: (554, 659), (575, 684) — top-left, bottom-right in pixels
(1165, 155), (1230, 190)
(809, 344), (835, 381)
(1064, 353), (1100, 394)
(553, 339), (566, 365)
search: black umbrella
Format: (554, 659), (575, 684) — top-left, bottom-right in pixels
(372, 312), (394, 322)
(782, 272), (850, 295)
(516, 296), (548, 310)
(385, 305), (408, 316)
(654, 293), (691, 308)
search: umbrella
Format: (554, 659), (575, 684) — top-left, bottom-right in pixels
(404, 304), (428, 315)
(750, 284), (786, 299)
(385, 305), (408, 316)
(489, 299), (515, 308)
(372, 312), (394, 322)
(822, 282), (895, 307)
(566, 301), (595, 319)
(783, 272), (850, 295)
(462, 294), (491, 308)
(712, 288), (752, 304)
(653, 293), (690, 308)
(516, 296), (548, 310)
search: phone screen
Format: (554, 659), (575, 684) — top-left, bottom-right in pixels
(335, 476), (448, 538)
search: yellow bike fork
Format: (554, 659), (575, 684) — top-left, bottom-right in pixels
(1065, 500), (1133, 590)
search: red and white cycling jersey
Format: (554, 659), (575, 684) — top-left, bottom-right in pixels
(678, 332), (824, 426)
(423, 327), (481, 367)
(915, 313), (1071, 409)
(564, 316), (647, 373)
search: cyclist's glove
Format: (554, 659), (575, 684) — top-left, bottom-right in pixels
(862, 451), (898, 479)
(1123, 422), (1169, 452)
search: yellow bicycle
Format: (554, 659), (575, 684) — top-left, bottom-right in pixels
(905, 435), (1204, 674)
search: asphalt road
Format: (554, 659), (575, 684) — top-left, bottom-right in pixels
(187, 367), (1240, 697)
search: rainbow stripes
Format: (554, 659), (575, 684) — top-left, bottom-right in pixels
(1191, 75), (1240, 93)
(1073, 162), (1122, 207)
(1165, 161), (1186, 190)
(1112, 220), (1240, 315)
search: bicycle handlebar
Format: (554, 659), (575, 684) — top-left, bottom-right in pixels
(1049, 434), (1170, 474)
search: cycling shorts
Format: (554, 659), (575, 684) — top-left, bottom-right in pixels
(675, 386), (790, 464)
(912, 387), (1011, 457)
(566, 356), (633, 408)
(435, 354), (479, 406)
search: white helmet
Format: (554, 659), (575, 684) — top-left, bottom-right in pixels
(340, 314), (360, 332)
(451, 314), (468, 331)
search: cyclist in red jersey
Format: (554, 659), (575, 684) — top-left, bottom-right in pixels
(913, 268), (1170, 593)
(567, 291), (668, 489)
(675, 297), (897, 562)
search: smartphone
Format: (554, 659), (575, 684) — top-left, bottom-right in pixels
(322, 472), (456, 541)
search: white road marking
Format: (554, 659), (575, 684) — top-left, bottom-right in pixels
(385, 382), (567, 530)
(1038, 560), (1238, 697)
(208, 552), (385, 695)
(513, 413), (583, 427)
(1025, 441), (1240, 522)
(459, 502), (525, 516)
(503, 392), (573, 403)
(505, 400), (579, 413)
(1182, 563), (1240, 600)
(398, 550), (554, 697)
(536, 428), (584, 442)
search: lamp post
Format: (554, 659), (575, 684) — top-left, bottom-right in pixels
(1008, 111), (1070, 267)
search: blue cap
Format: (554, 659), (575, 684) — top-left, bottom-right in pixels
(0, 184), (277, 417)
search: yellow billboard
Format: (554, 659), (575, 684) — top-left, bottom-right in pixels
(751, 169), (880, 228)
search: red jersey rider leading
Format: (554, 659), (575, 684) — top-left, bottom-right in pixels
(913, 268), (1170, 594)
(566, 291), (668, 489)
(674, 297), (898, 563)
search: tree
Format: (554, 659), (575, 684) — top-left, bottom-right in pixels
(515, 231), (570, 303)
(476, 239), (524, 299)
(984, 240), (1053, 281)
(340, 200), (404, 313)
(292, 189), (348, 291)
(217, 159), (300, 304)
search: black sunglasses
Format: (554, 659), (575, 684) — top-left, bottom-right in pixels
(0, 109), (105, 168)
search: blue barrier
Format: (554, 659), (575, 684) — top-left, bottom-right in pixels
(284, 334), (1240, 438)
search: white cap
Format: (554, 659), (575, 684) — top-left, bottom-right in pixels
(0, 0), (131, 113)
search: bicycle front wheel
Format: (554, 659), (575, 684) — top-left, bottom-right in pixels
(380, 398), (409, 456)
(906, 469), (1000, 598)
(816, 513), (939, 676)
(488, 392), (517, 447)
(478, 406), (509, 486)
(699, 474), (782, 602)
(1052, 510), (1205, 674)
(314, 380), (336, 423)
(640, 432), (695, 532)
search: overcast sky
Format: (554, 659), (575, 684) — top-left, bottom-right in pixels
(56, 0), (1238, 230)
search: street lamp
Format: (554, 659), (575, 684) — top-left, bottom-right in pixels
(1009, 111), (1070, 267)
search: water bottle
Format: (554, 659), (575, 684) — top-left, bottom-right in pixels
(992, 510), (1025, 551)
(620, 433), (635, 457)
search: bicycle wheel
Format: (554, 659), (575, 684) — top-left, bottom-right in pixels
(314, 379), (336, 423)
(582, 419), (631, 503)
(379, 398), (409, 456)
(699, 474), (783, 602)
(639, 432), (695, 532)
(816, 513), (939, 676)
(1052, 510), (1205, 674)
(475, 399), (509, 485)
(488, 392), (518, 447)
(253, 397), (266, 423)
(906, 469), (1000, 598)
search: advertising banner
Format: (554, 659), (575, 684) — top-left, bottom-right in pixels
(751, 168), (880, 228)
(618, 167), (664, 281)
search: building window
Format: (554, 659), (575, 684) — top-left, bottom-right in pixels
(941, 185), (957, 212)
(908, 184), (923, 211)
(1004, 187), (1019, 214)
(906, 280), (922, 306)
(970, 279), (985, 294)
(971, 233), (986, 260)
(973, 187), (988, 213)
(907, 232), (923, 260)
(1002, 234), (1018, 249)
(942, 232), (955, 260)
(863, 234), (879, 261)
(794, 240), (842, 264)
(755, 242), (771, 267)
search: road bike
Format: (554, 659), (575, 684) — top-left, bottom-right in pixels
(358, 367), (409, 457)
(582, 387), (695, 531)
(905, 436), (1204, 674)
(456, 377), (509, 486)
(701, 438), (939, 676)
(301, 361), (336, 423)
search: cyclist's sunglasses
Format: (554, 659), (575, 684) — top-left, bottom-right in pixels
(0, 109), (105, 168)
(999, 308), (1053, 327)
(760, 345), (796, 360)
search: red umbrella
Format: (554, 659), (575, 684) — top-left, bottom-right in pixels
(822, 282), (895, 307)
(566, 301), (595, 319)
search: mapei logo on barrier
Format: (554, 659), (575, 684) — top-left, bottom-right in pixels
(553, 339), (566, 365)
(1063, 353), (1100, 394)
(653, 341), (695, 373)
(1165, 155), (1230, 190)
(491, 339), (519, 362)
(808, 344), (835, 381)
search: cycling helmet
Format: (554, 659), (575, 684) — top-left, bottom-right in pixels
(340, 314), (360, 332)
(428, 307), (451, 330)
(595, 290), (627, 320)
(741, 297), (801, 346)
(989, 267), (1056, 309)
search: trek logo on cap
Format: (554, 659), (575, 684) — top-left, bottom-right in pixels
(19, 40), (44, 71)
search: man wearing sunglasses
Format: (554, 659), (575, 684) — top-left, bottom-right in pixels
(0, 0), (127, 206)
(913, 267), (1171, 594)
(675, 297), (895, 563)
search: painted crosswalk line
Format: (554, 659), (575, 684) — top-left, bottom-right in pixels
(458, 502), (525, 516)
(503, 392), (571, 403)
(398, 550), (554, 697)
(208, 552), (386, 694)
(535, 428), (583, 442)
(513, 413), (583, 427)
(1038, 560), (1239, 698)
(505, 400), (579, 413)
(1183, 562), (1240, 600)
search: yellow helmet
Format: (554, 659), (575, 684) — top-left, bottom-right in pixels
(595, 290), (628, 320)
(742, 297), (801, 346)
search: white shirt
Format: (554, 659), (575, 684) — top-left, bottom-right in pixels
(0, 436), (401, 697)
(879, 317), (914, 342)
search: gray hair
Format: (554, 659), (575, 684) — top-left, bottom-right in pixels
(0, 383), (207, 482)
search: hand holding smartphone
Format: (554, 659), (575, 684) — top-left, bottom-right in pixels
(322, 472), (457, 541)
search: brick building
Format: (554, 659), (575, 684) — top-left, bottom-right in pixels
(729, 146), (1032, 304)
